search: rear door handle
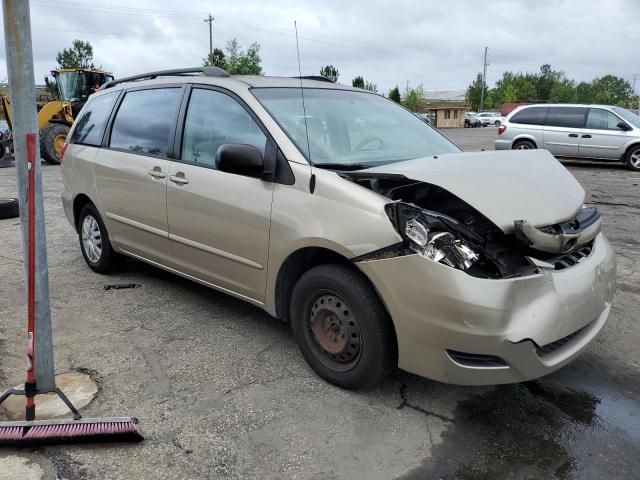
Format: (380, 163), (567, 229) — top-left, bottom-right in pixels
(148, 169), (166, 179)
(581, 134), (592, 138)
(568, 133), (579, 138)
(169, 175), (189, 185)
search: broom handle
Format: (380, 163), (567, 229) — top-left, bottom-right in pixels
(25, 132), (36, 421)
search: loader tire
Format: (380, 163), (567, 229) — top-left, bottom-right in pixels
(0, 197), (19, 219)
(40, 124), (70, 165)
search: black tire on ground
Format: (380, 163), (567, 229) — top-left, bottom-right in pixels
(40, 124), (70, 165)
(464, 120), (470, 128)
(512, 139), (536, 150)
(77, 203), (123, 274)
(290, 263), (397, 390)
(0, 197), (19, 219)
(494, 120), (501, 126)
(624, 144), (640, 171)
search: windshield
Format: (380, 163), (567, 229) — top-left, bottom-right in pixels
(56, 72), (81, 101)
(612, 107), (640, 128)
(252, 88), (460, 168)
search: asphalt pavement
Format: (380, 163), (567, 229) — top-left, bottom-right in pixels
(0, 127), (638, 479)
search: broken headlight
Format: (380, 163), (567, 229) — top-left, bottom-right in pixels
(388, 203), (482, 272)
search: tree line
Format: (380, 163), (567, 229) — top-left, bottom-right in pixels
(466, 64), (638, 111)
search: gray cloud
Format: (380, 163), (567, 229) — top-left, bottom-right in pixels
(0, 0), (638, 94)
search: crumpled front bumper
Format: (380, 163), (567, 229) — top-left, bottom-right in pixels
(357, 233), (616, 385)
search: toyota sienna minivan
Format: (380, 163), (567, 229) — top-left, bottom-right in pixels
(495, 103), (640, 170)
(61, 67), (616, 389)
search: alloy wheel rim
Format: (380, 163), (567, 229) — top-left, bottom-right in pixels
(306, 293), (362, 371)
(631, 151), (640, 168)
(515, 143), (531, 150)
(81, 215), (102, 263)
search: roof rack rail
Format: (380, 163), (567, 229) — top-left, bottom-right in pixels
(99, 66), (229, 90)
(293, 75), (335, 83)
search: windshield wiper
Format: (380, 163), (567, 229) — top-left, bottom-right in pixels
(313, 162), (372, 171)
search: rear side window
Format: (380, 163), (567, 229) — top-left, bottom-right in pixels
(545, 107), (586, 128)
(510, 107), (548, 125)
(109, 88), (182, 157)
(70, 92), (118, 146)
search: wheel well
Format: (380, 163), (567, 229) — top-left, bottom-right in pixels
(72, 194), (93, 231)
(622, 142), (640, 161)
(276, 247), (381, 322)
(513, 138), (537, 148)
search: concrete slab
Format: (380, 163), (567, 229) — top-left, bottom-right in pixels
(0, 455), (44, 480)
(1, 371), (98, 420)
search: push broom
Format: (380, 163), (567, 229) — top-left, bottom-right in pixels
(0, 133), (143, 446)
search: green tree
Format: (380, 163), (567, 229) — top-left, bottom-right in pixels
(203, 48), (227, 69)
(536, 64), (562, 100)
(575, 81), (594, 103)
(402, 83), (424, 112)
(56, 39), (94, 69)
(352, 76), (365, 89)
(388, 86), (401, 103)
(549, 77), (577, 103)
(223, 39), (263, 75)
(465, 73), (487, 111)
(320, 65), (339, 82)
(364, 81), (378, 93)
(590, 75), (633, 105)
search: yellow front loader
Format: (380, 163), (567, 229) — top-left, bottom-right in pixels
(1, 68), (114, 164)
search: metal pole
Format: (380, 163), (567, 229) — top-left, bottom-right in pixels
(2, 0), (55, 390)
(204, 14), (214, 61)
(480, 46), (488, 112)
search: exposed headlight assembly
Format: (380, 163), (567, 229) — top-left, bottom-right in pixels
(387, 203), (482, 272)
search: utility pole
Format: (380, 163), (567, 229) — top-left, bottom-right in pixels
(480, 46), (489, 112)
(204, 13), (214, 61)
(632, 74), (638, 111)
(2, 0), (55, 390)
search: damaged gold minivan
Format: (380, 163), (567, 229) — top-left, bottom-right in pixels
(61, 68), (616, 389)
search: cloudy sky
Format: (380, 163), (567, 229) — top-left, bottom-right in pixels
(1, 0), (638, 94)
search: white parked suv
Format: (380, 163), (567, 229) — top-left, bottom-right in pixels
(475, 112), (503, 126)
(495, 104), (640, 171)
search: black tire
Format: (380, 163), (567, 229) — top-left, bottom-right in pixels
(77, 203), (122, 273)
(0, 197), (19, 219)
(494, 120), (501, 126)
(464, 120), (470, 128)
(290, 264), (397, 390)
(625, 144), (640, 171)
(40, 124), (70, 165)
(513, 139), (536, 150)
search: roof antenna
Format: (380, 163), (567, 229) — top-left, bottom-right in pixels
(294, 21), (315, 192)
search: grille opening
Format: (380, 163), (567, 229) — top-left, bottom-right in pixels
(447, 350), (509, 368)
(549, 241), (594, 271)
(536, 324), (589, 358)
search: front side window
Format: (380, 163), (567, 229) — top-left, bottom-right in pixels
(545, 107), (586, 128)
(109, 88), (183, 157)
(252, 88), (460, 167)
(585, 109), (625, 130)
(181, 88), (267, 168)
(71, 92), (118, 146)
(612, 107), (640, 128)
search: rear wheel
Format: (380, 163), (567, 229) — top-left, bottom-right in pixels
(625, 144), (640, 171)
(513, 139), (536, 150)
(290, 264), (397, 390)
(40, 124), (70, 165)
(78, 203), (122, 273)
(494, 120), (501, 126)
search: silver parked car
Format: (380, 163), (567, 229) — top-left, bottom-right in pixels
(475, 111), (503, 126)
(495, 104), (640, 170)
(61, 68), (615, 389)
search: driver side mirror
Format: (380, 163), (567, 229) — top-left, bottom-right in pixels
(216, 144), (264, 178)
(617, 121), (631, 131)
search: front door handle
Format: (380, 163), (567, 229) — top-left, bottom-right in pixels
(581, 134), (592, 138)
(148, 169), (166, 179)
(568, 133), (579, 138)
(169, 174), (189, 185)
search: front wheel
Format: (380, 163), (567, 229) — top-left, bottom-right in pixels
(40, 124), (70, 164)
(290, 264), (397, 390)
(625, 144), (640, 171)
(78, 203), (122, 273)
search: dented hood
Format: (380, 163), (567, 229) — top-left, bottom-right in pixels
(362, 149), (585, 233)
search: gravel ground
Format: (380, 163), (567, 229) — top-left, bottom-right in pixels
(0, 127), (638, 480)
